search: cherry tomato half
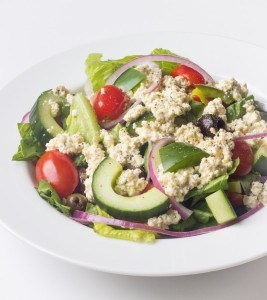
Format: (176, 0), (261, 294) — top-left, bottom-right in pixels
(92, 85), (129, 122)
(171, 65), (205, 85)
(36, 150), (79, 198)
(226, 192), (243, 208)
(232, 140), (253, 177)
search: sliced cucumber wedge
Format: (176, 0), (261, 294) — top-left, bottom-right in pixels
(29, 90), (66, 145)
(92, 157), (170, 221)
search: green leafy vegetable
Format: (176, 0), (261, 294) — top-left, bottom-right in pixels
(73, 154), (87, 167)
(127, 111), (155, 136)
(170, 215), (197, 232)
(240, 172), (261, 195)
(93, 207), (155, 243)
(12, 123), (45, 161)
(114, 68), (146, 92)
(37, 179), (71, 215)
(150, 48), (180, 75)
(190, 100), (205, 118)
(86, 203), (98, 215)
(193, 209), (213, 224)
(85, 53), (139, 92)
(226, 95), (254, 122)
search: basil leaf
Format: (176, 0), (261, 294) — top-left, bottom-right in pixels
(12, 123), (45, 161)
(37, 179), (71, 215)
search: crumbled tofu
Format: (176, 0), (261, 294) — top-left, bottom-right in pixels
(215, 77), (248, 101)
(82, 141), (106, 201)
(107, 128), (144, 168)
(46, 133), (84, 154)
(48, 99), (60, 117)
(100, 129), (115, 149)
(243, 181), (264, 208)
(228, 100), (267, 148)
(123, 104), (147, 123)
(135, 120), (175, 143)
(52, 85), (71, 98)
(197, 130), (234, 185)
(158, 166), (200, 202)
(203, 98), (227, 122)
(66, 94), (74, 104)
(114, 169), (147, 196)
(140, 76), (191, 122)
(147, 209), (181, 229)
(134, 63), (162, 93)
(174, 122), (204, 146)
(173, 76), (190, 89)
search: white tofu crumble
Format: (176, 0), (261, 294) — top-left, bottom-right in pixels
(82, 141), (106, 201)
(107, 128), (144, 168)
(139, 75), (191, 123)
(48, 99), (60, 117)
(46, 133), (84, 154)
(215, 77), (248, 101)
(203, 98), (227, 122)
(243, 181), (267, 208)
(123, 104), (147, 123)
(52, 85), (71, 98)
(228, 100), (267, 148)
(147, 209), (181, 229)
(114, 169), (147, 197)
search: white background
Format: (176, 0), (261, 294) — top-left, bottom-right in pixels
(1, 0), (267, 299)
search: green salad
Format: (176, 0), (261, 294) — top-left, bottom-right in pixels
(13, 48), (267, 242)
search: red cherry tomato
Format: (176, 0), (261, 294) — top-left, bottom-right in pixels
(92, 85), (129, 122)
(232, 140), (253, 177)
(36, 150), (79, 198)
(171, 65), (205, 85)
(226, 192), (243, 208)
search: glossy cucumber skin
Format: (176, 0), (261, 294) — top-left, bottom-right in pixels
(29, 90), (65, 145)
(92, 157), (170, 221)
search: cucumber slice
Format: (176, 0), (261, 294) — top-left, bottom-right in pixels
(227, 180), (242, 193)
(29, 90), (65, 145)
(253, 142), (267, 175)
(144, 143), (152, 174)
(159, 142), (209, 173)
(92, 157), (170, 221)
(205, 190), (237, 224)
(67, 93), (100, 144)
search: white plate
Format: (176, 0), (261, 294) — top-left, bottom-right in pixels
(1, 32), (267, 276)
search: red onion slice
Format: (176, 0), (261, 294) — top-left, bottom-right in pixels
(106, 54), (214, 86)
(72, 203), (263, 238)
(234, 132), (267, 141)
(148, 138), (193, 220)
(21, 112), (30, 123)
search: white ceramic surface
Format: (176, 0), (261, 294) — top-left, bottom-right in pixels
(1, 32), (267, 276)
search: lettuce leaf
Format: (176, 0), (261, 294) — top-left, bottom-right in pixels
(85, 53), (139, 92)
(150, 48), (180, 75)
(12, 123), (45, 161)
(93, 207), (155, 243)
(85, 48), (182, 92)
(37, 179), (71, 215)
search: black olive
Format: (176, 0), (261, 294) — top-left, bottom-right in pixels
(62, 193), (88, 213)
(75, 168), (87, 195)
(196, 114), (226, 137)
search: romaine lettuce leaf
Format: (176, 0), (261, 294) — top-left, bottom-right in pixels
(85, 53), (139, 92)
(37, 179), (71, 215)
(12, 123), (45, 161)
(150, 48), (180, 75)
